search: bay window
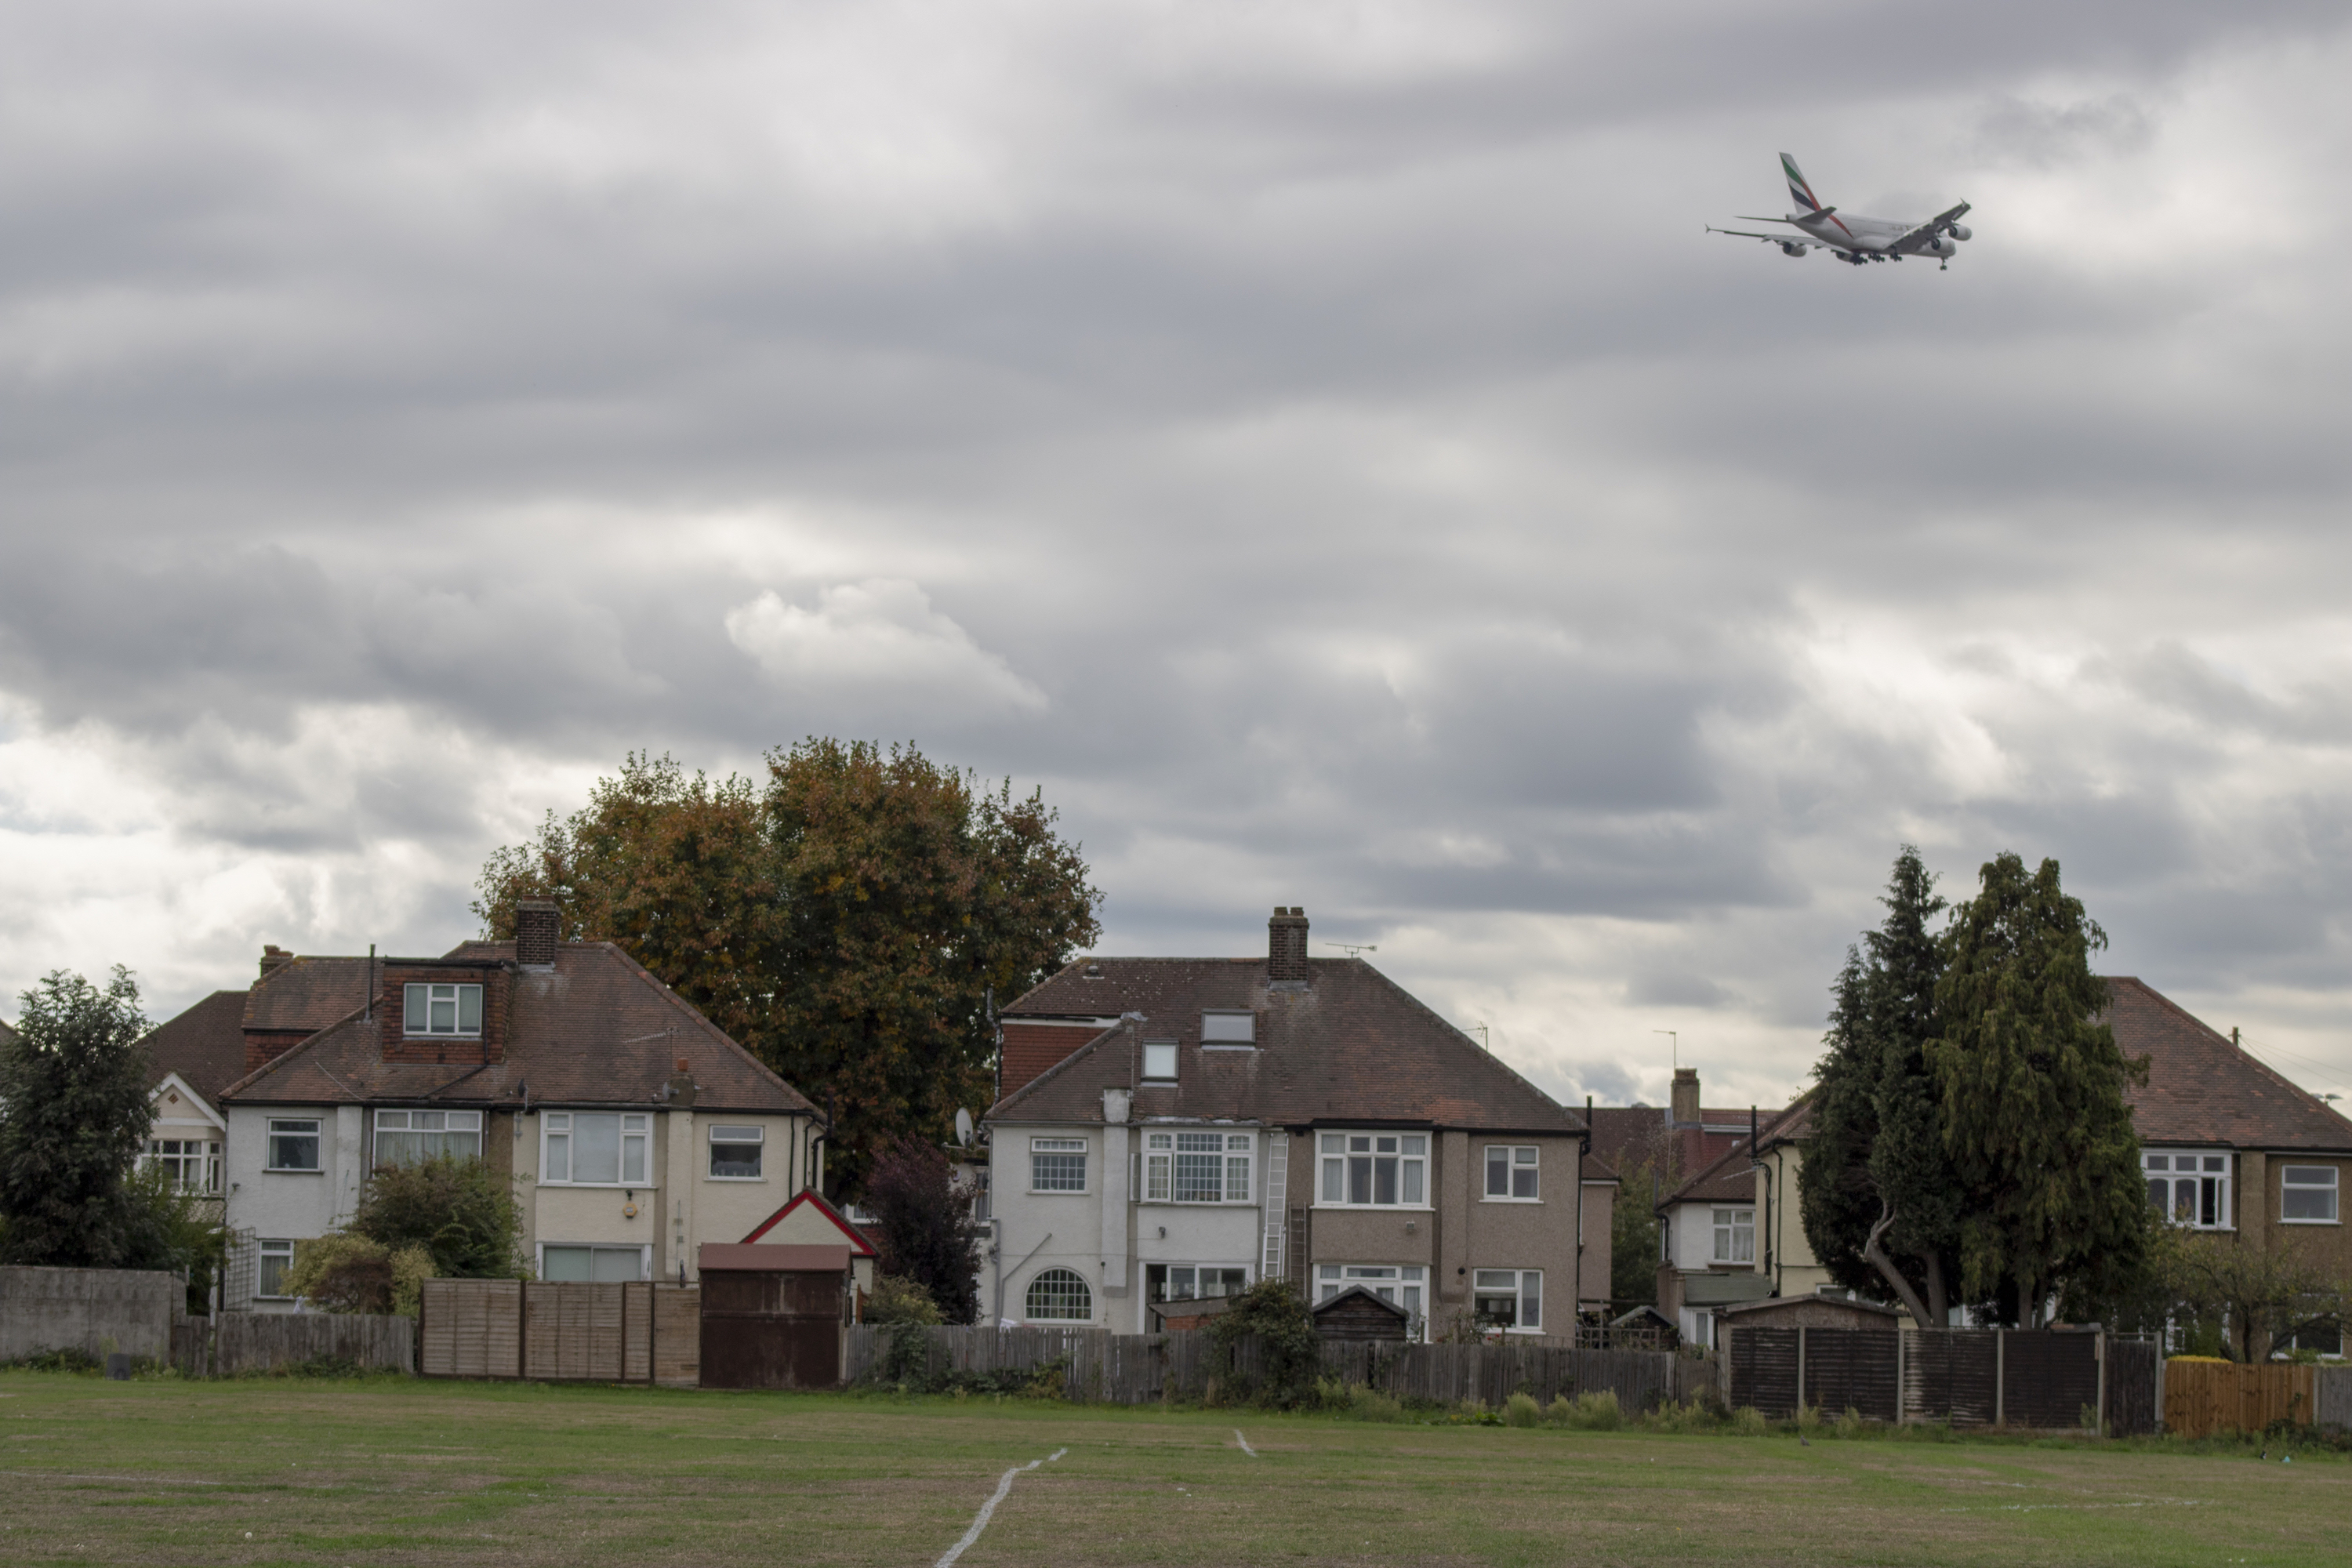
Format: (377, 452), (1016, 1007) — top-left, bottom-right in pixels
(2144, 1150), (2232, 1229)
(145, 1138), (221, 1192)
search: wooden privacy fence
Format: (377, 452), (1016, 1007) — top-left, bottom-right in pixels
(418, 1279), (699, 1386)
(1726, 1327), (2148, 1432)
(2318, 1365), (2352, 1431)
(847, 1325), (1673, 1411)
(2163, 1359), (2316, 1438)
(214, 1311), (413, 1375)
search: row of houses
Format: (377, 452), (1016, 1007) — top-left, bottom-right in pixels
(47, 899), (2352, 1345)
(1624, 979), (2352, 1352)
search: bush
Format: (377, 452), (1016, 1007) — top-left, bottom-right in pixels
(1795, 1403), (1823, 1436)
(1645, 1399), (1722, 1435)
(1207, 1279), (1321, 1407)
(389, 1245), (436, 1317)
(1563, 1390), (1623, 1431)
(349, 1156), (525, 1279)
(1730, 1405), (1769, 1436)
(866, 1273), (945, 1326)
(283, 1234), (394, 1313)
(1835, 1406), (1867, 1440)
(1504, 1391), (1542, 1428)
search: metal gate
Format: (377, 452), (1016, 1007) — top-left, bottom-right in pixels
(697, 1243), (850, 1391)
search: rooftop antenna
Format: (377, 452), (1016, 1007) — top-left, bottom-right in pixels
(1465, 1022), (1490, 1051)
(1652, 1029), (1678, 1069)
(1324, 942), (1377, 959)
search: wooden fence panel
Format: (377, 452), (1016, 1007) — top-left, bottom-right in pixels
(214, 1312), (412, 1374)
(420, 1279), (694, 1385)
(2164, 1360), (2317, 1438)
(2105, 1338), (2160, 1437)
(171, 1319), (212, 1379)
(1904, 1330), (1998, 1426)
(1802, 1330), (1900, 1421)
(1730, 1328), (1800, 1417)
(2001, 1331), (2101, 1431)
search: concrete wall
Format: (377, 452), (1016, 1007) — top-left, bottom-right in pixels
(0, 1265), (178, 1363)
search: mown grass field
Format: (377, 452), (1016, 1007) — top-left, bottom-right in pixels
(1, 1371), (2343, 1566)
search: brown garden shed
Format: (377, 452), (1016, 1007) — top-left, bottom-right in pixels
(1312, 1284), (1413, 1343)
(697, 1242), (852, 1390)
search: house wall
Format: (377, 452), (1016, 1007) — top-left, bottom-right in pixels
(223, 1103), (364, 1312)
(146, 1078), (226, 1190)
(1581, 1180), (1616, 1305)
(989, 1122), (1112, 1327)
(1757, 1147), (1834, 1298)
(2250, 1150), (2352, 1281)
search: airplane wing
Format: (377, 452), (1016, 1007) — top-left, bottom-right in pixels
(1708, 226), (1827, 248)
(1888, 201), (1971, 253)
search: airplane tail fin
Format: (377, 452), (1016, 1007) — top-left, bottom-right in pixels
(1780, 152), (1824, 214)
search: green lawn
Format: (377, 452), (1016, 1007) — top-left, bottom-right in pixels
(0, 1371), (2342, 1566)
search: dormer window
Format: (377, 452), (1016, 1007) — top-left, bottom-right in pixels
(1142, 1040), (1178, 1081)
(1201, 1011), (1254, 1044)
(405, 982), (483, 1036)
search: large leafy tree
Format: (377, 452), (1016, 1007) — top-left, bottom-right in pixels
(476, 740), (1101, 1196)
(1799, 848), (1965, 1327)
(1930, 851), (2147, 1323)
(0, 968), (162, 1267)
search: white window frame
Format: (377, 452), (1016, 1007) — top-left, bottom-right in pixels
(1483, 1144), (1540, 1202)
(372, 1108), (484, 1167)
(402, 982), (485, 1037)
(2281, 1164), (2340, 1225)
(535, 1242), (652, 1283)
(1315, 1131), (1430, 1209)
(265, 1118), (322, 1173)
(143, 1138), (222, 1192)
(1200, 1011), (1255, 1044)
(2143, 1149), (2234, 1230)
(1471, 1268), (1543, 1333)
(707, 1123), (765, 1181)
(1024, 1266), (1093, 1322)
(1148, 1263), (1251, 1304)
(539, 1111), (652, 1187)
(1030, 1137), (1088, 1194)
(257, 1239), (296, 1300)
(1142, 1131), (1252, 1203)
(1141, 1040), (1178, 1082)
(1314, 1263), (1427, 1338)
(1711, 1207), (1755, 1264)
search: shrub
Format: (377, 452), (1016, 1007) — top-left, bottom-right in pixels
(866, 1273), (946, 1326)
(1352, 1385), (1405, 1423)
(861, 1136), (984, 1324)
(1504, 1392), (1543, 1428)
(1835, 1406), (1866, 1440)
(389, 1245), (436, 1317)
(1207, 1279), (1321, 1407)
(349, 1155), (524, 1279)
(1564, 1390), (1623, 1431)
(1646, 1399), (1721, 1434)
(282, 1233), (394, 1314)
(1795, 1403), (1823, 1436)
(1730, 1405), (1769, 1436)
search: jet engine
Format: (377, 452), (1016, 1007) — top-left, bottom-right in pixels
(1929, 235), (1957, 258)
(1780, 241), (1808, 258)
(1947, 224), (1972, 242)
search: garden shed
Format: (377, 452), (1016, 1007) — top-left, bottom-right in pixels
(1312, 1284), (1412, 1343)
(697, 1242), (851, 1390)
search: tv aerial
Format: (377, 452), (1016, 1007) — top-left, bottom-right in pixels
(1324, 942), (1377, 959)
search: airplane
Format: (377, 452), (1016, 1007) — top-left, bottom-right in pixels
(1708, 154), (1972, 270)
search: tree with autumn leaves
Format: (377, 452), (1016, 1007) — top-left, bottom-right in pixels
(474, 740), (1101, 1199)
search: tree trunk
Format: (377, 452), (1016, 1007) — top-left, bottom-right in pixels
(1862, 1201), (1936, 1328)
(1924, 1251), (1949, 1327)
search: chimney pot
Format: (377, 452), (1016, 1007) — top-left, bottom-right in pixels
(516, 900), (560, 969)
(1269, 906), (1311, 987)
(259, 945), (294, 979)
(1670, 1067), (1700, 1127)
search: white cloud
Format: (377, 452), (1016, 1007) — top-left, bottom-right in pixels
(724, 579), (1047, 717)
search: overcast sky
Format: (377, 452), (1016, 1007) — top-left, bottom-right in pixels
(6, 2), (2352, 1113)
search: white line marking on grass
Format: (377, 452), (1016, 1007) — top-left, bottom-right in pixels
(1234, 1430), (1257, 1457)
(935, 1448), (1067, 1568)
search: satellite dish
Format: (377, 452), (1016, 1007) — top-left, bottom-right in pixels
(954, 1107), (974, 1147)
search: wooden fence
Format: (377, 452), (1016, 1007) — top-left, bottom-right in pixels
(2163, 1359), (2316, 1438)
(846, 1325), (1673, 1411)
(418, 1279), (699, 1386)
(214, 1311), (414, 1375)
(2317, 1365), (2352, 1431)
(1726, 1327), (2147, 1432)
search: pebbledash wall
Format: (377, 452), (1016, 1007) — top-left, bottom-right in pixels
(225, 1106), (811, 1308)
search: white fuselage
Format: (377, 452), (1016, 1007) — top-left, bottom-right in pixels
(1788, 209), (1951, 258)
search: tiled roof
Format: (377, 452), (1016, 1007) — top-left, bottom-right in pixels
(2105, 976), (2352, 1153)
(140, 990), (250, 1105)
(1661, 1099), (1809, 1208)
(993, 956), (1586, 1137)
(220, 940), (815, 1115)
(244, 956), (373, 1036)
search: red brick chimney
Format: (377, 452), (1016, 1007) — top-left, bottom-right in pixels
(259, 944), (294, 979)
(516, 900), (559, 969)
(1269, 906), (1309, 988)
(1670, 1067), (1700, 1127)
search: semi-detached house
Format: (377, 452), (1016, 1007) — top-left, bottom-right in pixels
(982, 907), (1616, 1338)
(215, 902), (829, 1308)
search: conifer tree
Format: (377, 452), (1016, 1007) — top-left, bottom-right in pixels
(1929, 852), (2147, 1322)
(1798, 848), (1963, 1326)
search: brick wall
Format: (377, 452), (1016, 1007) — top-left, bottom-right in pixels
(998, 1020), (1105, 1100)
(379, 964), (510, 1064)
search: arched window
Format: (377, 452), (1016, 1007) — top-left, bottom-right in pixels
(1025, 1267), (1092, 1322)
